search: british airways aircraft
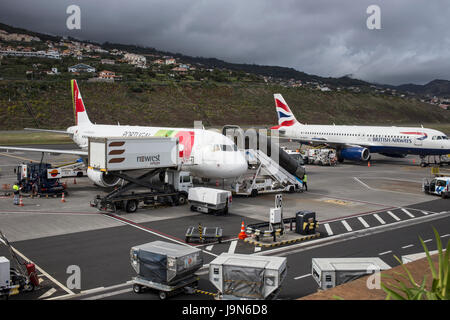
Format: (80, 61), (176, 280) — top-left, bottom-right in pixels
(271, 94), (450, 163)
(0, 80), (247, 187)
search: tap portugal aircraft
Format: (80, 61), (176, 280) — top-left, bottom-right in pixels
(271, 94), (450, 163)
(0, 80), (247, 187)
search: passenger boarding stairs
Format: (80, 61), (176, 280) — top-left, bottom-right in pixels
(235, 149), (303, 194)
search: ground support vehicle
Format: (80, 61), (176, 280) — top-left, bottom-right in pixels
(130, 241), (203, 300)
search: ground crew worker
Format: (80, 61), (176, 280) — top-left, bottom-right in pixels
(303, 174), (308, 191)
(13, 182), (22, 205)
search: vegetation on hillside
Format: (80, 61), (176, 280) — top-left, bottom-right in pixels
(1, 80), (449, 132)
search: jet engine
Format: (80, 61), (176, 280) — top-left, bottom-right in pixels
(87, 168), (122, 188)
(337, 147), (370, 162)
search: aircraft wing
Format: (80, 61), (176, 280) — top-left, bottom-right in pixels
(0, 146), (88, 156)
(284, 137), (376, 149)
(24, 128), (70, 134)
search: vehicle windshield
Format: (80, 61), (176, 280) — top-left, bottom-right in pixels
(436, 180), (447, 187)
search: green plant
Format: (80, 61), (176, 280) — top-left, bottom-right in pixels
(381, 228), (449, 300)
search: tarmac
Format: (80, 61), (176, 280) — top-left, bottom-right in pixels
(0, 143), (449, 300)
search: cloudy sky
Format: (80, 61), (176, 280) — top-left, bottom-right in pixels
(1, 0), (449, 85)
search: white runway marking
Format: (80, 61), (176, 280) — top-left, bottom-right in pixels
(358, 217), (370, 228)
(38, 288), (57, 299)
(373, 214), (386, 225)
(228, 240), (238, 254)
(341, 220), (352, 232)
(206, 245), (214, 251)
(82, 288), (132, 300)
(324, 223), (333, 236)
(0, 238), (74, 295)
(378, 250), (392, 256)
(254, 247), (262, 252)
(421, 211), (429, 216)
(294, 274), (311, 280)
(402, 244), (414, 249)
(401, 208), (415, 218)
(387, 211), (401, 221)
(423, 239), (432, 243)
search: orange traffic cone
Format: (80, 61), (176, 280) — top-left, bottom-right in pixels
(367, 161), (371, 167)
(238, 221), (247, 240)
(61, 193), (66, 203)
(19, 196), (24, 207)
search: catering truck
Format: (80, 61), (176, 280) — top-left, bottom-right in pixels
(89, 137), (195, 212)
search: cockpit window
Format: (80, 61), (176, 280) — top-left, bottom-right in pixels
(212, 144), (238, 152)
(220, 144), (238, 151)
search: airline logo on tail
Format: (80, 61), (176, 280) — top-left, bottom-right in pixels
(271, 94), (300, 129)
(71, 79), (91, 126)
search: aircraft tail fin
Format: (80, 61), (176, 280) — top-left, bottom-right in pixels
(273, 94), (301, 127)
(71, 79), (92, 126)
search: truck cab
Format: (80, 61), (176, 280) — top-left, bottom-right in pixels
(423, 177), (450, 199)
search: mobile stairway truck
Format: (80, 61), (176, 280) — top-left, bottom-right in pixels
(89, 136), (193, 213)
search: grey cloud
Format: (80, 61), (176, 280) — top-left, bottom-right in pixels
(0, 0), (449, 85)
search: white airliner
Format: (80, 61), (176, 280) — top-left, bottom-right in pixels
(271, 94), (450, 162)
(0, 80), (247, 187)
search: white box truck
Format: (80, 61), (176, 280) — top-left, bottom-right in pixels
(88, 136), (179, 172)
(209, 253), (287, 300)
(311, 257), (391, 290)
(188, 187), (232, 215)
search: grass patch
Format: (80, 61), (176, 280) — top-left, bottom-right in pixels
(0, 131), (72, 145)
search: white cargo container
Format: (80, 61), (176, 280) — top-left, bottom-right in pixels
(88, 137), (179, 171)
(188, 187), (232, 215)
(0, 257), (10, 289)
(209, 253), (287, 300)
(312, 257), (391, 290)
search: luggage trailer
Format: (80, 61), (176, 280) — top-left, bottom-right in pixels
(130, 241), (203, 300)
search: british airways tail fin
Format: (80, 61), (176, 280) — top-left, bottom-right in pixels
(273, 94), (301, 127)
(71, 79), (92, 126)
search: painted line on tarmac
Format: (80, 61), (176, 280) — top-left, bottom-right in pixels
(228, 240), (238, 254)
(0, 152), (39, 162)
(255, 210), (450, 257)
(353, 177), (425, 196)
(321, 207), (397, 223)
(103, 213), (218, 257)
(402, 244), (414, 249)
(378, 250), (392, 256)
(294, 274), (311, 280)
(324, 223), (333, 236)
(387, 211), (401, 221)
(307, 191), (398, 208)
(341, 220), (353, 232)
(373, 214), (386, 225)
(0, 238), (74, 295)
(357, 217), (370, 228)
(82, 288), (133, 300)
(38, 288), (57, 299)
(401, 208), (415, 218)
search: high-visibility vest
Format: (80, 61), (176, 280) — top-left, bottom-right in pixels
(13, 184), (19, 191)
(303, 175), (307, 182)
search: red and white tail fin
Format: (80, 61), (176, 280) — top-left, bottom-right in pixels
(71, 79), (92, 126)
(271, 94), (301, 129)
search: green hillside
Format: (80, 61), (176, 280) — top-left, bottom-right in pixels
(1, 80), (449, 133)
